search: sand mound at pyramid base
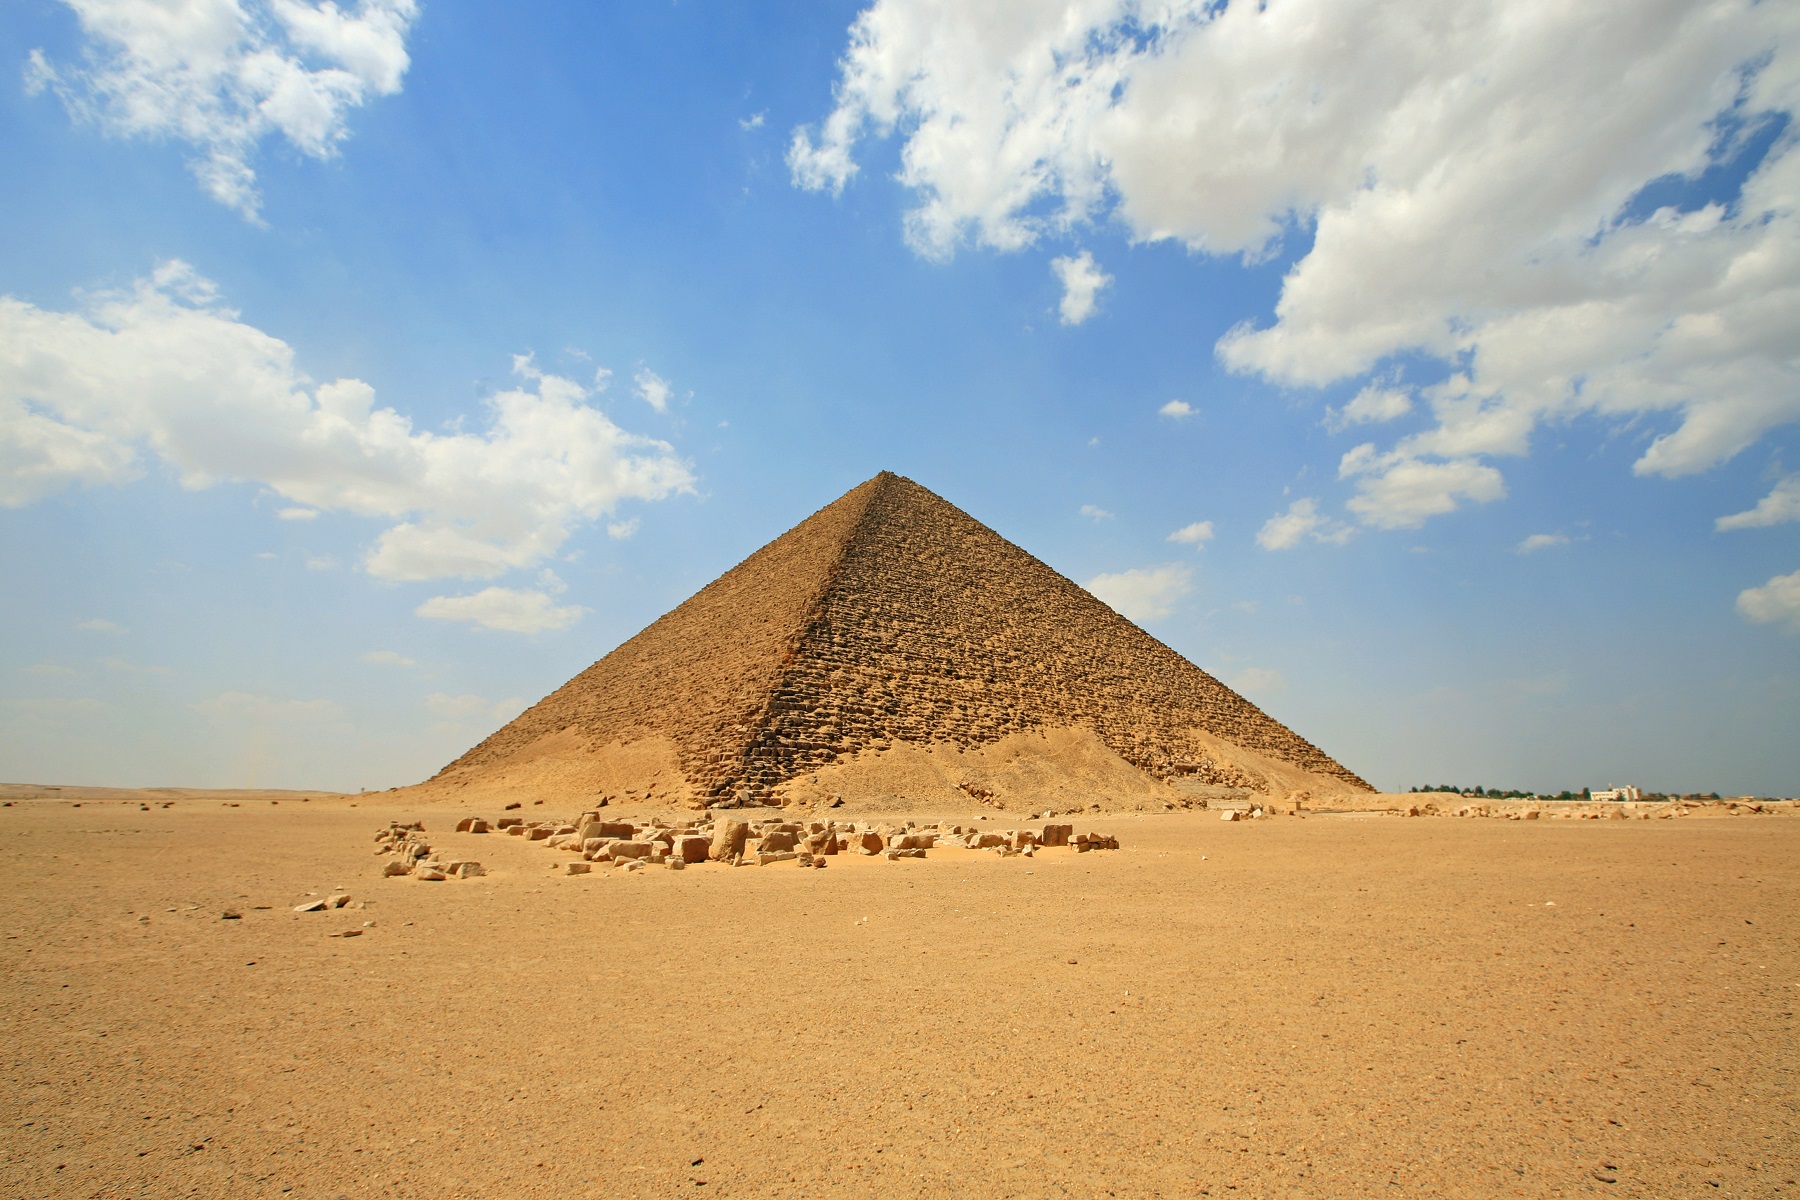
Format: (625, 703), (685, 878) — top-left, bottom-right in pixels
(773, 727), (1160, 814)
(1174, 727), (1370, 802)
(768, 726), (1352, 815)
(396, 721), (1366, 814)
(393, 732), (696, 809)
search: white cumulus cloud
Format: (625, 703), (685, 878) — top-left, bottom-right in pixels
(0, 263), (695, 582)
(1737, 568), (1800, 632)
(1050, 250), (1111, 324)
(1159, 400), (1195, 419)
(1256, 498), (1352, 550)
(1167, 520), (1214, 547)
(28, 0), (419, 220)
(1083, 563), (1193, 622)
(415, 587), (586, 634)
(1718, 476), (1800, 530)
(795, 0), (1800, 524)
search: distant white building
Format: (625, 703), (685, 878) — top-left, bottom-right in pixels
(1590, 785), (1642, 802)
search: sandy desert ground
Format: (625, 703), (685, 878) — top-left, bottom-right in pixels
(1, 788), (1795, 1199)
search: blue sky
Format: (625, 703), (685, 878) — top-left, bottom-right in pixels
(2, 0), (1797, 795)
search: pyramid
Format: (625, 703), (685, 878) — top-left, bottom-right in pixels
(419, 472), (1371, 808)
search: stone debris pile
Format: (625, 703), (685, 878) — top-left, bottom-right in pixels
(373, 821), (485, 880)
(1218, 802), (1304, 821)
(464, 811), (1120, 871)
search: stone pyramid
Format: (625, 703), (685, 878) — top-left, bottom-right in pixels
(422, 472), (1370, 808)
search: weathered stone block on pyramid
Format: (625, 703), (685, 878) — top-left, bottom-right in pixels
(412, 472), (1372, 811)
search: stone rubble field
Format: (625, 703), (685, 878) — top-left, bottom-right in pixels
(376, 810), (1123, 878)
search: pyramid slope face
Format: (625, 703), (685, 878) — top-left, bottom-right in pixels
(738, 475), (1369, 796)
(430, 472), (1370, 803)
(431, 476), (881, 795)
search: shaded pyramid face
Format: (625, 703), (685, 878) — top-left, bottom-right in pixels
(430, 472), (1371, 805)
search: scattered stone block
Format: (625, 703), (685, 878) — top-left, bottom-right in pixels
(383, 861), (411, 877)
(294, 899), (328, 912)
(710, 818), (749, 861)
(1040, 824), (1072, 846)
(565, 861), (591, 875)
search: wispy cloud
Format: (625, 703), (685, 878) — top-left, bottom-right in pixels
(194, 691), (342, 721)
(1516, 532), (1571, 554)
(415, 587), (586, 634)
(633, 367), (672, 412)
(1167, 520), (1214, 548)
(1083, 564), (1193, 623)
(1718, 476), (1800, 531)
(1159, 400), (1195, 419)
(426, 692), (525, 721)
(28, 0), (420, 220)
(362, 650), (416, 668)
(1050, 251), (1111, 325)
(75, 618), (126, 634)
(1079, 504), (1114, 522)
(1256, 499), (1352, 550)
(1228, 667), (1285, 697)
(1324, 385), (1412, 433)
